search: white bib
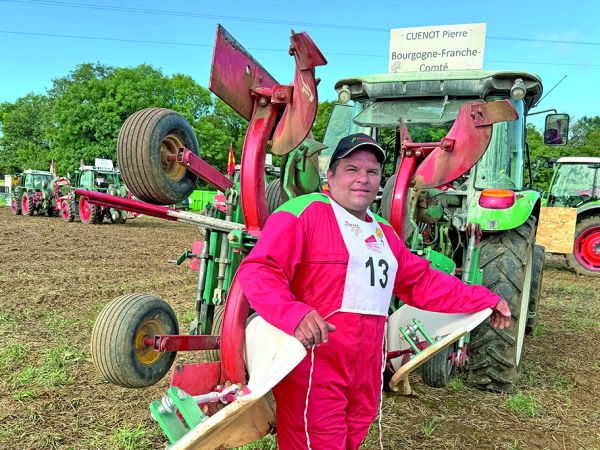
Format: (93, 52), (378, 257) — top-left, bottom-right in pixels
(329, 198), (398, 316)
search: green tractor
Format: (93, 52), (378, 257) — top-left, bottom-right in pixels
(64, 160), (128, 224)
(9, 170), (57, 217)
(319, 70), (559, 392)
(538, 155), (600, 276)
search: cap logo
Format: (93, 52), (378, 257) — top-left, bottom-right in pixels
(351, 137), (376, 144)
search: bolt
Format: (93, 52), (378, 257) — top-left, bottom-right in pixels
(259, 97), (267, 106)
(406, 151), (413, 157)
(275, 90), (285, 100)
(228, 233), (238, 243)
(177, 389), (187, 400)
(415, 150), (422, 157)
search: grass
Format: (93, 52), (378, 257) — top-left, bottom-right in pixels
(505, 392), (543, 419)
(420, 417), (440, 437)
(234, 434), (278, 450)
(107, 424), (159, 450)
(448, 377), (467, 392)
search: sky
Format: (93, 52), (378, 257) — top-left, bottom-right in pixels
(1, 0), (599, 131)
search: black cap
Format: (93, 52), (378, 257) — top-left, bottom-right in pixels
(328, 133), (386, 168)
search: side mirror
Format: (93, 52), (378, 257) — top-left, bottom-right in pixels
(544, 114), (569, 146)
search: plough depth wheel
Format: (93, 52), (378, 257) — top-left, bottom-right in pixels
(91, 293), (179, 388)
(117, 108), (200, 205)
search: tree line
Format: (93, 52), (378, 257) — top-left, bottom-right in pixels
(1, 62), (598, 193)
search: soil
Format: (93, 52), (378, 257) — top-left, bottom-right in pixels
(0, 206), (599, 450)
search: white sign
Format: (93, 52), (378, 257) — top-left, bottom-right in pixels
(389, 23), (486, 73)
(94, 158), (114, 170)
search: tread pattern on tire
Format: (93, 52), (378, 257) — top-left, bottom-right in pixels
(466, 216), (536, 393)
(207, 305), (225, 363)
(420, 344), (454, 388)
(117, 108), (199, 205)
(526, 244), (545, 335)
(91, 293), (179, 388)
(266, 179), (284, 215)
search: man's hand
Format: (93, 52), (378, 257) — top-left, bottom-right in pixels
(294, 310), (336, 348)
(490, 299), (511, 329)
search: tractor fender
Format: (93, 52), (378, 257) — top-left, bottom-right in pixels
(576, 200), (600, 219)
(467, 190), (541, 231)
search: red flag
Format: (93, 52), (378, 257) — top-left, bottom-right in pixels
(50, 159), (56, 176)
(227, 144), (235, 176)
(80, 159), (85, 169)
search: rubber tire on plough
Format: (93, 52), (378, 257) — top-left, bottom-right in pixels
(467, 216), (536, 393)
(566, 217), (600, 277)
(91, 293), (179, 388)
(420, 343), (456, 388)
(206, 305), (225, 363)
(62, 201), (75, 222)
(117, 108), (200, 205)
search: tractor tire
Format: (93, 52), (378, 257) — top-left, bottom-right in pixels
(11, 197), (21, 215)
(207, 305), (225, 363)
(526, 245), (545, 335)
(62, 201), (75, 222)
(421, 343), (455, 388)
(119, 211), (127, 224)
(466, 216), (536, 393)
(566, 217), (600, 277)
(266, 179), (284, 214)
(91, 293), (179, 388)
(117, 108), (199, 205)
(26, 196), (34, 216)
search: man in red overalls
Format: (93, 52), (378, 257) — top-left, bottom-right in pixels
(237, 133), (511, 450)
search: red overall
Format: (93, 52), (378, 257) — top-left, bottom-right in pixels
(237, 193), (500, 449)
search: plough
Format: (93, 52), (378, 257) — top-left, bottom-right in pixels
(86, 25), (518, 448)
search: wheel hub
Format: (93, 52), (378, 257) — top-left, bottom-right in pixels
(136, 319), (164, 365)
(575, 225), (600, 270)
(160, 134), (186, 182)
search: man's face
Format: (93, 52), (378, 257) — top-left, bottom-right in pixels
(326, 149), (381, 220)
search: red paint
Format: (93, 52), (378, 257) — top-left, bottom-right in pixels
(152, 334), (220, 352)
(574, 225), (600, 271)
(165, 148), (234, 193)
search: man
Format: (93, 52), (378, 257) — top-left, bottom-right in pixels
(237, 133), (511, 450)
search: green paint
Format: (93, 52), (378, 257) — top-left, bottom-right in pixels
(467, 191), (540, 231)
(423, 248), (456, 275)
(149, 400), (187, 444)
(274, 193), (329, 217)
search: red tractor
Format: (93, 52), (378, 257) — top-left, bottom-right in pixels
(85, 26), (519, 448)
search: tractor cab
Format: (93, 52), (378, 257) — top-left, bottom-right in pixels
(546, 157), (600, 208)
(21, 170), (54, 191)
(321, 71), (567, 200)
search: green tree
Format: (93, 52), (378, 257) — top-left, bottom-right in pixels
(0, 93), (53, 175)
(311, 100), (335, 142)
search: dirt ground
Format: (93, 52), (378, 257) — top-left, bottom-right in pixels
(1, 206), (599, 450)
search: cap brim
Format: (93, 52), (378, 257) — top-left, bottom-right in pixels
(337, 143), (386, 163)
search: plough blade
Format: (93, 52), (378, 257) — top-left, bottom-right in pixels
(209, 24), (279, 121)
(270, 32), (327, 156)
(412, 99), (518, 189)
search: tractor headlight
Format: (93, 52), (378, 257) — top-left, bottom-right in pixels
(510, 78), (526, 100)
(338, 85), (351, 104)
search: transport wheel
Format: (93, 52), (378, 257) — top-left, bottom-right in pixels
(62, 201), (75, 222)
(467, 216), (536, 393)
(79, 197), (96, 223)
(91, 293), (179, 388)
(119, 211), (127, 224)
(526, 244), (545, 335)
(117, 108), (199, 205)
(266, 179), (284, 214)
(566, 217), (600, 277)
(11, 197), (21, 215)
(207, 305), (225, 363)
(420, 343), (455, 388)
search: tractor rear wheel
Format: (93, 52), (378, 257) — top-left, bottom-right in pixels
(266, 179), (284, 214)
(27, 197), (34, 216)
(526, 245), (545, 335)
(11, 197), (21, 215)
(421, 343), (455, 388)
(117, 108), (199, 205)
(466, 216), (536, 393)
(91, 293), (179, 388)
(566, 217), (600, 277)
(79, 197), (99, 224)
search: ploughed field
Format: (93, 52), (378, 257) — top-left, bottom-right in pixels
(1, 206), (599, 450)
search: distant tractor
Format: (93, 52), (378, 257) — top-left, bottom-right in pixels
(10, 170), (57, 217)
(59, 159), (129, 224)
(539, 155), (600, 276)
